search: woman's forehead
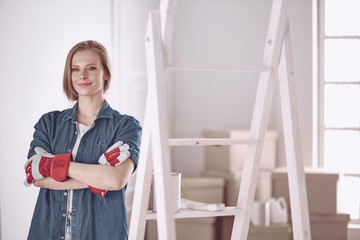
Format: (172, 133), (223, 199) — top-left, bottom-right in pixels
(72, 50), (101, 65)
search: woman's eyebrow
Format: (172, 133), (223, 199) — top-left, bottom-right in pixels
(71, 63), (98, 67)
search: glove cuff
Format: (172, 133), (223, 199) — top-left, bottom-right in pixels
(89, 186), (107, 199)
(50, 153), (72, 182)
(31, 155), (45, 180)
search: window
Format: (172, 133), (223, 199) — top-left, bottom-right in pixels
(317, 0), (360, 219)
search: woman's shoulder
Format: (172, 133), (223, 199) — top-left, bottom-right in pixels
(111, 108), (139, 122)
(37, 107), (75, 123)
(108, 108), (141, 129)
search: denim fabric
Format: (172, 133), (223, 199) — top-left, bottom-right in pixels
(27, 100), (142, 240)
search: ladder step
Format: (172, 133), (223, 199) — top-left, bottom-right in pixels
(169, 138), (258, 146)
(167, 63), (272, 73)
(145, 207), (247, 220)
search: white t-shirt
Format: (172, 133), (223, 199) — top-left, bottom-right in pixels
(65, 123), (91, 240)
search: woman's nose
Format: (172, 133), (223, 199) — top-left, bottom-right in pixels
(79, 69), (87, 79)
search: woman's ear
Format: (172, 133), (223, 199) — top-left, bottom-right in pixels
(103, 73), (110, 82)
(103, 76), (109, 91)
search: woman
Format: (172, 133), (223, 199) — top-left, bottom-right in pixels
(24, 40), (142, 240)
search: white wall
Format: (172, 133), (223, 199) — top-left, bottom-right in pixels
(0, 1), (112, 239)
(117, 0), (159, 125)
(170, 0), (313, 175)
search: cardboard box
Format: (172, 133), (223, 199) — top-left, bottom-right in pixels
(310, 213), (349, 240)
(220, 216), (292, 240)
(288, 213), (349, 240)
(146, 218), (217, 240)
(146, 176), (225, 240)
(272, 168), (339, 214)
(181, 176), (225, 203)
(202, 169), (273, 205)
(348, 222), (360, 240)
(202, 129), (278, 172)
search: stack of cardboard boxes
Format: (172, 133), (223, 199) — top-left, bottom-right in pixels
(201, 129), (292, 240)
(272, 168), (349, 240)
(146, 176), (225, 240)
(201, 128), (349, 240)
(201, 129), (278, 204)
(146, 128), (349, 239)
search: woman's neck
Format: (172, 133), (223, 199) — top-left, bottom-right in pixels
(77, 95), (105, 126)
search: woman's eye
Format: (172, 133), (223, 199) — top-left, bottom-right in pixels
(89, 67), (96, 70)
(72, 68), (79, 72)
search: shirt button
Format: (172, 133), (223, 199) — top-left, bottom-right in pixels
(64, 192), (68, 196)
(62, 213), (66, 217)
(75, 131), (78, 134)
(61, 236), (65, 240)
(68, 149), (71, 153)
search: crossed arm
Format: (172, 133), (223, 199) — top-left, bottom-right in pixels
(33, 158), (135, 191)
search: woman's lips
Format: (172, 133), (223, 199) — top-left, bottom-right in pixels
(78, 83), (92, 88)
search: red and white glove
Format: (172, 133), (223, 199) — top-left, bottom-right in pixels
(24, 147), (72, 187)
(98, 141), (130, 166)
(89, 141), (130, 198)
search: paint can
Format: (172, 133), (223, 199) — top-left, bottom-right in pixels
(250, 200), (271, 226)
(152, 172), (181, 212)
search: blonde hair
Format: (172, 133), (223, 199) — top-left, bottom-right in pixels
(63, 40), (112, 101)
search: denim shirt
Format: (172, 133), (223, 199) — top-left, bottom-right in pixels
(27, 100), (142, 240)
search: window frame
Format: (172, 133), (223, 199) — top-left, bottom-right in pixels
(317, 0), (360, 168)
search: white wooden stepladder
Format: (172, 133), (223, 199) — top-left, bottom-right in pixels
(129, 0), (311, 239)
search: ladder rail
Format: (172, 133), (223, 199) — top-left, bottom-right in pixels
(128, 100), (153, 240)
(145, 207), (247, 220)
(145, 10), (176, 240)
(278, 22), (311, 240)
(166, 62), (272, 73)
(232, 0), (292, 239)
(159, 0), (177, 61)
(169, 138), (258, 146)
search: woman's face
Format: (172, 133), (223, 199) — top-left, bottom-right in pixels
(71, 49), (107, 100)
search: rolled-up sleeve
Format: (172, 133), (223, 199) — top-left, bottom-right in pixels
(27, 114), (52, 159)
(115, 116), (142, 172)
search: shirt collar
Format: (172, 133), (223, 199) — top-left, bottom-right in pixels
(62, 100), (113, 123)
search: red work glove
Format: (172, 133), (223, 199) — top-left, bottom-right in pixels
(89, 141), (130, 198)
(24, 147), (72, 186)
